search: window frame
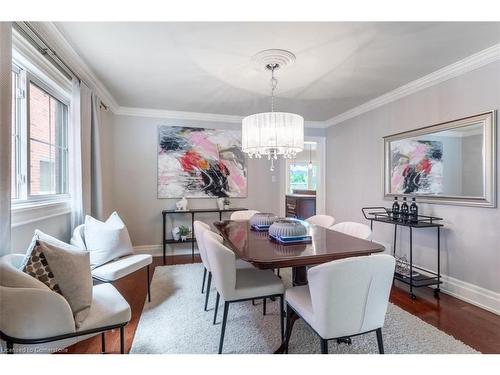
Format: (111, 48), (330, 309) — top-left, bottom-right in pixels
(287, 161), (319, 194)
(11, 60), (71, 208)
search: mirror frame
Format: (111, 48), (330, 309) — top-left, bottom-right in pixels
(383, 111), (497, 208)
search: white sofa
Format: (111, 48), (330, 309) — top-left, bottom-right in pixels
(71, 224), (153, 302)
(0, 254), (131, 354)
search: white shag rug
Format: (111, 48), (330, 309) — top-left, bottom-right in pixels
(130, 263), (478, 354)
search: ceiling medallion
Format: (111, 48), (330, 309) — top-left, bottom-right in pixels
(242, 49), (304, 171)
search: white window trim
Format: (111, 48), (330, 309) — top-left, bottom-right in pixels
(11, 29), (73, 221)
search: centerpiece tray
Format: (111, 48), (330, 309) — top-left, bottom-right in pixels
(269, 234), (312, 245)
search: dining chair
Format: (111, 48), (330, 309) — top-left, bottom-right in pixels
(193, 221), (254, 312)
(203, 230), (285, 354)
(330, 221), (372, 240)
(305, 214), (335, 228)
(230, 210), (260, 220)
(284, 254), (395, 354)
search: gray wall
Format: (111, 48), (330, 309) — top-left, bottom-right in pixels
(325, 61), (500, 293)
(108, 114), (324, 247)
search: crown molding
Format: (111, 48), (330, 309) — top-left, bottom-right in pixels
(28, 22), (120, 112)
(115, 106), (327, 128)
(325, 43), (500, 127)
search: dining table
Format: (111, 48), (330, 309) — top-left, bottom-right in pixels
(214, 219), (385, 286)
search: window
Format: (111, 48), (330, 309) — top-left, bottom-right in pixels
(11, 63), (69, 204)
(288, 162), (318, 193)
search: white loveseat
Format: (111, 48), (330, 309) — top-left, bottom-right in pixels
(0, 254), (131, 354)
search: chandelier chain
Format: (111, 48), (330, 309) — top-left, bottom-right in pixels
(269, 64), (278, 113)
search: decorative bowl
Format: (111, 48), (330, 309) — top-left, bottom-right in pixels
(249, 213), (279, 227)
(269, 219), (308, 238)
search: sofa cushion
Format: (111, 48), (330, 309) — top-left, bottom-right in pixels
(92, 254), (152, 281)
(77, 283), (131, 332)
(84, 212), (134, 269)
(23, 241), (93, 328)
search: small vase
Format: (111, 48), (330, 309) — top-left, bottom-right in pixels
(217, 198), (225, 210)
(180, 235), (187, 242)
(172, 227), (180, 241)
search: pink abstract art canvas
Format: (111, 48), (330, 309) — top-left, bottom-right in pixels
(158, 126), (247, 198)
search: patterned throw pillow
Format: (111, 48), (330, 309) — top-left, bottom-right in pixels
(23, 241), (63, 294)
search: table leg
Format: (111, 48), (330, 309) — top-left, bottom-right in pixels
(162, 213), (166, 265)
(292, 266), (308, 286)
(191, 212), (195, 263)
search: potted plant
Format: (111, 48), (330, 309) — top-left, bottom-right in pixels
(178, 225), (191, 242)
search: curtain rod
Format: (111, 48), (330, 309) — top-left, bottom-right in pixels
(12, 22), (109, 110)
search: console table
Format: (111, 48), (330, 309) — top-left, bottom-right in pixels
(161, 208), (248, 264)
(362, 207), (443, 300)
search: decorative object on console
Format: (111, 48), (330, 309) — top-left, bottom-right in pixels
(158, 126), (247, 198)
(172, 226), (181, 241)
(384, 111), (496, 207)
(242, 49), (304, 171)
(178, 225), (191, 242)
(223, 197), (230, 210)
(217, 198), (225, 210)
(249, 213), (279, 231)
(176, 197), (189, 211)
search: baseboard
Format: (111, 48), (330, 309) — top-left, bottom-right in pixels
(134, 244), (196, 257)
(437, 273), (500, 316)
(134, 244), (500, 315)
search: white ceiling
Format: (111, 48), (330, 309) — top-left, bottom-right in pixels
(55, 22), (500, 121)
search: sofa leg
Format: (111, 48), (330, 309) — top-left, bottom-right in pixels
(147, 265), (151, 303)
(101, 332), (106, 353)
(120, 326), (125, 354)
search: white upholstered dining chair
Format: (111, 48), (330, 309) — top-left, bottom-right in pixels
(203, 231), (285, 354)
(193, 221), (254, 312)
(230, 210), (260, 220)
(305, 214), (335, 228)
(330, 221), (372, 240)
(0, 254), (131, 354)
(284, 254), (395, 354)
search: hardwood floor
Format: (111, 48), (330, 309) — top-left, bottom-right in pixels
(65, 256), (500, 354)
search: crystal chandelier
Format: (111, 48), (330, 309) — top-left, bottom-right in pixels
(242, 50), (304, 171)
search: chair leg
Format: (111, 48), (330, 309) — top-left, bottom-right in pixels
(120, 326), (125, 354)
(204, 272), (212, 311)
(279, 295), (284, 341)
(252, 299), (255, 305)
(213, 291), (220, 324)
(263, 298), (266, 315)
(320, 338), (328, 354)
(284, 303), (298, 354)
(201, 267), (207, 293)
(376, 328), (384, 354)
(218, 301), (230, 354)
(101, 332), (106, 353)
(6, 341), (13, 354)
(146, 265), (151, 303)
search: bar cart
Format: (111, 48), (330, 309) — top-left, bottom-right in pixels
(362, 207), (443, 300)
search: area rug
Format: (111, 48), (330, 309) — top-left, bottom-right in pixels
(130, 263), (478, 354)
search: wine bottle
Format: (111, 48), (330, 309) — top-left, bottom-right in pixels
(409, 197), (418, 223)
(392, 197), (400, 221)
(401, 197), (409, 222)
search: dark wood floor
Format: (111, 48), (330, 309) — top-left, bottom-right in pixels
(65, 255), (500, 354)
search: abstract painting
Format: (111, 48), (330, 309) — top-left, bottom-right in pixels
(390, 139), (443, 194)
(158, 126), (247, 198)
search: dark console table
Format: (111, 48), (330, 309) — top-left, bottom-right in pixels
(162, 208), (248, 264)
(362, 207), (443, 300)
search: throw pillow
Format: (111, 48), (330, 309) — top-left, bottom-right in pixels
(23, 240), (93, 327)
(84, 212), (134, 269)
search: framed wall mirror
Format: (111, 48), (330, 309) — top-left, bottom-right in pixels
(384, 111), (496, 207)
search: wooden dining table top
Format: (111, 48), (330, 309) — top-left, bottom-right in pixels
(214, 220), (384, 269)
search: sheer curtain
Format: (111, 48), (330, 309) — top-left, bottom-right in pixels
(69, 79), (104, 229)
(0, 23), (12, 255)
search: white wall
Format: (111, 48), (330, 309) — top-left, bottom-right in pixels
(108, 114), (325, 249)
(325, 61), (500, 312)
